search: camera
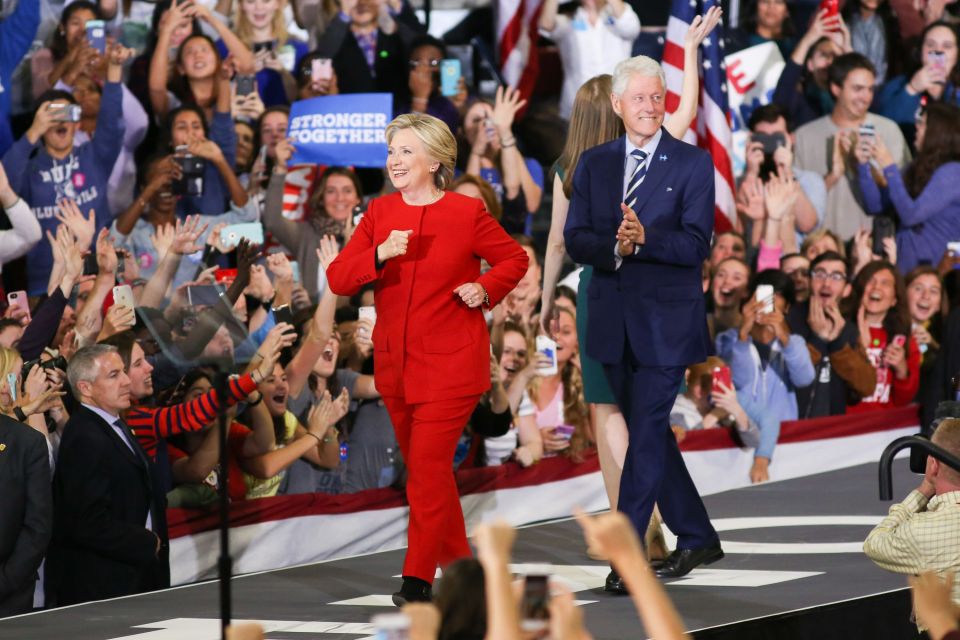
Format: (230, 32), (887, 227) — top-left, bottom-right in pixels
(22, 355), (69, 381)
(173, 148), (205, 197)
(49, 102), (82, 123)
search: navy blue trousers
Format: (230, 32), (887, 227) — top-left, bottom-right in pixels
(603, 345), (718, 550)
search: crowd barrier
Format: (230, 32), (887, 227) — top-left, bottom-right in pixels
(168, 405), (921, 585)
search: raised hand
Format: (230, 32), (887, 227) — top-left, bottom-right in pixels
(101, 304), (136, 339)
(26, 101), (59, 145)
(764, 171), (799, 221)
(316, 234), (340, 270)
(736, 176), (765, 221)
(684, 5), (722, 50)
(253, 322), (297, 380)
(55, 199), (96, 249)
(307, 390), (336, 438)
(95, 228), (119, 276)
(187, 139), (225, 163)
(574, 509), (644, 564)
(266, 251), (294, 283)
(274, 136), (295, 167)
(150, 222), (175, 259)
(474, 520), (516, 566)
(491, 85), (526, 138)
(172, 216), (208, 255)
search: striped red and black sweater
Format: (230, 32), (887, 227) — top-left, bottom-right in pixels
(128, 373), (258, 461)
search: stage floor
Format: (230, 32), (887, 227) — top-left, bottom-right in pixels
(1, 459), (920, 639)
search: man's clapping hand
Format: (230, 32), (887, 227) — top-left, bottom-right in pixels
(617, 203), (644, 257)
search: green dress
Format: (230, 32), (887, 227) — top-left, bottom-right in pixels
(556, 164), (617, 405)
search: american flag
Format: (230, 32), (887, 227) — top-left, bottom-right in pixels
(497, 0), (544, 106)
(663, 0), (736, 233)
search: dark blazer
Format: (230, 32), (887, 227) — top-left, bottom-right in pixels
(315, 18), (416, 97)
(46, 405), (168, 607)
(0, 416), (51, 616)
(563, 130), (714, 367)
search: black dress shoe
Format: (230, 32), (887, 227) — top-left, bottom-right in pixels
(391, 576), (432, 607)
(604, 568), (628, 595)
(654, 545), (724, 578)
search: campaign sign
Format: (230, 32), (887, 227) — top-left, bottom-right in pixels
(288, 93), (392, 167)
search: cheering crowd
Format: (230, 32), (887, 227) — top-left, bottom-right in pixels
(1, 0), (960, 636)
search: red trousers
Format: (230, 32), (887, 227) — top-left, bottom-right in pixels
(383, 393), (480, 582)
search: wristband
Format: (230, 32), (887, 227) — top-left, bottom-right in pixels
(306, 431), (323, 445)
(246, 391), (263, 406)
(14, 407), (28, 422)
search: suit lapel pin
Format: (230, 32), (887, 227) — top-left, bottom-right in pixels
(666, 187), (673, 192)
(0, 443), (6, 452)
(660, 154), (668, 161)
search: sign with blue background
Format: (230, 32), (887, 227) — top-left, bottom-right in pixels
(288, 93), (392, 167)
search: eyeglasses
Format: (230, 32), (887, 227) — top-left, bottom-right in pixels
(811, 269), (847, 283)
(408, 58), (440, 69)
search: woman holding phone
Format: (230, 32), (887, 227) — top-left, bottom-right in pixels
(326, 113), (527, 605)
(877, 22), (960, 136)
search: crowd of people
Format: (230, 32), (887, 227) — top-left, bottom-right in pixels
(0, 0), (959, 635)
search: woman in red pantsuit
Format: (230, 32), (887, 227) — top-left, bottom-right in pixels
(325, 113), (527, 605)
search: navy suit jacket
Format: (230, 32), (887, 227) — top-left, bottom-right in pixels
(563, 130), (714, 367)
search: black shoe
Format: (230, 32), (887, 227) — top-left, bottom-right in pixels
(653, 545), (724, 578)
(604, 568), (628, 595)
(391, 576), (432, 607)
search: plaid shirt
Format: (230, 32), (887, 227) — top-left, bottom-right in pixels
(863, 489), (960, 612)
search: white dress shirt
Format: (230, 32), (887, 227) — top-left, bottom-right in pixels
(615, 128), (662, 269)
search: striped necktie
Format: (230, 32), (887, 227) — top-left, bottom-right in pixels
(625, 149), (649, 209)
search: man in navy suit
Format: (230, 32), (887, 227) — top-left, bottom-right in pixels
(564, 55), (722, 590)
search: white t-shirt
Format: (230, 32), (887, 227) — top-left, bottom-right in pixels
(484, 391), (535, 466)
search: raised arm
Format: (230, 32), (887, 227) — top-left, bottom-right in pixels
(149, 0), (193, 119)
(491, 86), (541, 212)
(666, 7), (721, 140)
(286, 238), (339, 397)
(262, 139), (303, 252)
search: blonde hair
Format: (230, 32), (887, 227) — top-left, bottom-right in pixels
(528, 307), (591, 461)
(235, 0), (290, 49)
(801, 228), (846, 260)
(0, 346), (20, 381)
(385, 113), (457, 189)
(558, 74), (624, 199)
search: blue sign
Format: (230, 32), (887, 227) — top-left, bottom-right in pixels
(287, 93), (392, 168)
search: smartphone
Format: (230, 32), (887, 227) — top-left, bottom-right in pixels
(892, 334), (907, 348)
(186, 284), (225, 307)
(289, 261), (300, 284)
(872, 216), (896, 259)
(948, 242), (960, 269)
(85, 19), (106, 54)
(371, 613), (410, 640)
(535, 335), (558, 376)
(235, 74), (256, 96)
(711, 365), (733, 396)
(751, 131), (786, 156)
(6, 372), (17, 403)
(214, 268), (238, 284)
(440, 59), (461, 97)
(48, 102), (81, 123)
(112, 284), (135, 310)
(312, 57), (333, 82)
(520, 573), (550, 632)
(929, 50), (946, 72)
(273, 304), (295, 327)
(755, 284), (775, 314)
(358, 305), (377, 326)
(220, 223), (264, 247)
(858, 122), (876, 142)
(6, 291), (31, 323)
(819, 0), (839, 19)
(553, 424), (575, 440)
(82, 253), (99, 276)
(253, 41), (275, 54)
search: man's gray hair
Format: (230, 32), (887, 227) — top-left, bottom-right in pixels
(612, 56), (666, 96)
(67, 344), (119, 399)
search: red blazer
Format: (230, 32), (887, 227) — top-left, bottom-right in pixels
(326, 191), (527, 404)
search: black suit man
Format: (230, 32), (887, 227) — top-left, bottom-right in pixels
(564, 56), (722, 588)
(46, 345), (168, 607)
(0, 415), (51, 616)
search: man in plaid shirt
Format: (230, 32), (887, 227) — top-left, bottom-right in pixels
(864, 418), (960, 617)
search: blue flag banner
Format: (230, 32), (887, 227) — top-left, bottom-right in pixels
(288, 93), (392, 167)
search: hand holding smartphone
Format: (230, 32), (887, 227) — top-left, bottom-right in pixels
(6, 291), (31, 323)
(755, 284), (775, 314)
(440, 59), (462, 97)
(535, 335), (558, 376)
(520, 571), (551, 632)
(711, 365), (733, 396)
